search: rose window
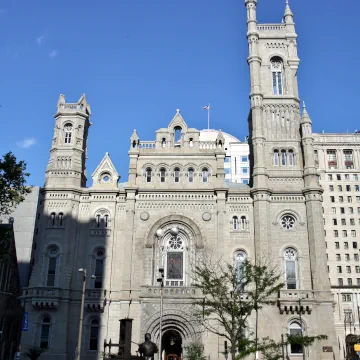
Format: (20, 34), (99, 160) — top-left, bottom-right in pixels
(280, 215), (296, 230)
(167, 236), (184, 250)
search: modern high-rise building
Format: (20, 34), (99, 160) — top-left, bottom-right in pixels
(313, 133), (360, 356)
(19, 2), (340, 360)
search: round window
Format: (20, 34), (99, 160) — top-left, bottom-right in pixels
(280, 215), (296, 230)
(103, 175), (110, 182)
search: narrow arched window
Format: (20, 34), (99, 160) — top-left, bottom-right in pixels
(146, 168), (152, 183)
(189, 138), (194, 148)
(89, 319), (99, 351)
(160, 168), (166, 183)
(51, 213), (56, 226)
(58, 213), (64, 226)
(161, 138), (166, 148)
(188, 168), (194, 183)
(284, 248), (298, 289)
(40, 317), (51, 349)
(240, 216), (246, 230)
(47, 246), (58, 287)
(96, 214), (101, 228)
(281, 150), (287, 166)
(164, 231), (185, 286)
(232, 216), (238, 230)
(234, 250), (247, 288)
(94, 249), (104, 289)
(174, 127), (182, 147)
(64, 123), (73, 144)
(174, 167), (180, 183)
(288, 321), (303, 354)
(273, 150), (279, 166)
(202, 168), (209, 183)
(104, 214), (109, 228)
(271, 57), (284, 95)
(288, 150), (295, 166)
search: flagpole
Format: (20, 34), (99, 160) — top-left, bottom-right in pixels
(208, 104), (210, 129)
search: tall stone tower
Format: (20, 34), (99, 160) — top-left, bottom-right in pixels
(45, 94), (91, 188)
(245, 0), (339, 357)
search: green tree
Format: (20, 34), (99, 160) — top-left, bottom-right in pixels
(191, 254), (326, 360)
(0, 151), (31, 216)
(184, 342), (206, 360)
(0, 152), (31, 258)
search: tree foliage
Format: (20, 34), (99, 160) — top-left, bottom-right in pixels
(0, 151), (31, 216)
(184, 342), (206, 360)
(191, 254), (327, 360)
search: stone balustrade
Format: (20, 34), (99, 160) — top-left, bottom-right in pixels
(21, 287), (62, 310)
(278, 290), (314, 314)
(257, 24), (286, 32)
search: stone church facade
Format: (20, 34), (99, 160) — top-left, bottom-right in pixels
(20, 1), (340, 360)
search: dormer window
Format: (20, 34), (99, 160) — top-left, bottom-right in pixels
(174, 127), (182, 147)
(271, 57), (284, 95)
(64, 123), (73, 144)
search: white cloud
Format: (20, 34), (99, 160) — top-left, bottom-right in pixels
(49, 50), (57, 58)
(16, 138), (37, 149)
(36, 35), (45, 46)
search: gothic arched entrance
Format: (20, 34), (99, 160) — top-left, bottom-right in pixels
(162, 329), (182, 360)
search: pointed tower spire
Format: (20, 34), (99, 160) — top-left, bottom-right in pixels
(284, 0), (294, 23)
(301, 101), (312, 124)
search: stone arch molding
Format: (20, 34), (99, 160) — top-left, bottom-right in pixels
(142, 307), (201, 344)
(145, 214), (205, 249)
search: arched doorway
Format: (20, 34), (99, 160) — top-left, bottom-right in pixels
(162, 329), (182, 360)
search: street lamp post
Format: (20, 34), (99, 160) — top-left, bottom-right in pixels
(76, 268), (96, 360)
(155, 227), (179, 360)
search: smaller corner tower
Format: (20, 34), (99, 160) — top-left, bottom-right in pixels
(45, 94), (91, 188)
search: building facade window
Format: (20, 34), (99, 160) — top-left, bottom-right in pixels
(271, 57), (284, 95)
(164, 232), (185, 287)
(202, 168), (209, 183)
(89, 319), (99, 351)
(40, 317), (51, 349)
(289, 321), (303, 354)
(188, 168), (194, 183)
(47, 246), (59, 287)
(284, 248), (298, 289)
(64, 124), (73, 144)
(232, 216), (238, 231)
(234, 250), (247, 288)
(288, 150), (294, 166)
(281, 150), (287, 166)
(273, 150), (279, 166)
(174, 167), (180, 183)
(94, 249), (105, 289)
(146, 168), (152, 183)
(160, 168), (166, 183)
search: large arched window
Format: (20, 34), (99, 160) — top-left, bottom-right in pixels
(146, 168), (152, 183)
(288, 321), (304, 354)
(94, 249), (105, 289)
(188, 168), (194, 183)
(174, 167), (180, 183)
(64, 123), (73, 144)
(47, 246), (59, 287)
(232, 216), (238, 231)
(164, 232), (185, 287)
(288, 150), (295, 166)
(89, 319), (99, 351)
(234, 250), (247, 288)
(160, 168), (166, 183)
(284, 248), (298, 289)
(40, 317), (51, 349)
(202, 168), (209, 183)
(273, 150), (279, 166)
(271, 57), (284, 95)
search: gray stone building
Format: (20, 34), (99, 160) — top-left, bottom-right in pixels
(19, 1), (340, 360)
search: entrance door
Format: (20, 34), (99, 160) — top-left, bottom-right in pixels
(162, 330), (182, 360)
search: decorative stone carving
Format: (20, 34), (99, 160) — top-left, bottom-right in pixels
(202, 212), (211, 221)
(140, 212), (150, 221)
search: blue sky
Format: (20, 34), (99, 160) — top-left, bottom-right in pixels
(0, 0), (359, 186)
